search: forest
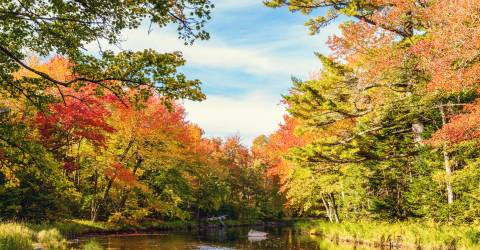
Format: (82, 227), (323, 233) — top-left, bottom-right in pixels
(2, 0), (480, 249)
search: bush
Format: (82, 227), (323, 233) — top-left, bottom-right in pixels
(37, 228), (66, 250)
(0, 222), (34, 250)
(83, 240), (104, 250)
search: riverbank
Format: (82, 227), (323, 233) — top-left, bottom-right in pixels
(295, 220), (480, 249)
(6, 219), (480, 249)
(1, 219), (292, 249)
(26, 218), (292, 238)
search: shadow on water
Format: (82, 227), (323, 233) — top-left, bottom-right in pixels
(71, 226), (383, 250)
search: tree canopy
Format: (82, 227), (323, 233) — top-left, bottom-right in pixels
(256, 0), (480, 223)
(0, 0), (212, 108)
(3, 0), (480, 226)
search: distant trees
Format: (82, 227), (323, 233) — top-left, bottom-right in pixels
(0, 56), (283, 222)
(0, 0), (284, 222)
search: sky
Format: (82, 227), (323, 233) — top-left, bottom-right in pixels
(104, 0), (341, 145)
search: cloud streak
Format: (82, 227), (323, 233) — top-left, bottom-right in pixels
(108, 27), (324, 77)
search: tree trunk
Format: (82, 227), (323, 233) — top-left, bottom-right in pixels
(330, 193), (340, 223)
(440, 106), (454, 205)
(90, 171), (99, 222)
(412, 121), (424, 145)
(101, 138), (135, 213)
(119, 155), (143, 209)
(443, 147), (453, 205)
(75, 140), (82, 187)
(321, 193), (340, 223)
(321, 195), (333, 222)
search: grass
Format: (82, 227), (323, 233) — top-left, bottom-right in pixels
(0, 222), (34, 250)
(37, 228), (67, 249)
(0, 222), (69, 250)
(29, 219), (114, 239)
(82, 240), (104, 250)
(295, 220), (480, 249)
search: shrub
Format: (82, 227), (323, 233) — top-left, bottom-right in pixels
(0, 222), (34, 250)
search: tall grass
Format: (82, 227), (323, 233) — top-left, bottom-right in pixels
(83, 240), (104, 250)
(0, 222), (69, 250)
(37, 228), (67, 250)
(296, 220), (480, 249)
(0, 222), (34, 250)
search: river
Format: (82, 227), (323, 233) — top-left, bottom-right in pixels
(70, 226), (367, 250)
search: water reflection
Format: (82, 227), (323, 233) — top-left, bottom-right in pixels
(72, 226), (371, 250)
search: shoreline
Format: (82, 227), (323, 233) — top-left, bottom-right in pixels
(6, 219), (480, 249)
(28, 219), (294, 239)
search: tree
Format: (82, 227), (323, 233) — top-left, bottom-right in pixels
(91, 93), (194, 221)
(264, 0), (474, 221)
(265, 1), (480, 213)
(0, 0), (212, 109)
(0, 0), (215, 221)
(265, 0), (417, 38)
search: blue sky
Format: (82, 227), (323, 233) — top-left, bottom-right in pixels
(103, 0), (341, 145)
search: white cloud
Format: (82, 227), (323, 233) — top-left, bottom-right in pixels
(109, 28), (323, 77)
(86, 22), (338, 78)
(183, 92), (286, 145)
(213, 0), (262, 10)
(81, 7), (343, 144)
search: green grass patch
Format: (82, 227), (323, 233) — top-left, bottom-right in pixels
(29, 219), (205, 238)
(29, 219), (114, 238)
(295, 220), (480, 249)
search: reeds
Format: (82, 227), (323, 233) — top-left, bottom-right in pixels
(0, 222), (34, 250)
(0, 222), (69, 250)
(37, 228), (67, 250)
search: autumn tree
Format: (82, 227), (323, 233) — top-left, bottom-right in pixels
(0, 0), (214, 221)
(265, 0), (480, 222)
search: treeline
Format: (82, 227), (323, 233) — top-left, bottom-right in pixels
(0, 0), (285, 224)
(0, 57), (283, 222)
(256, 0), (480, 223)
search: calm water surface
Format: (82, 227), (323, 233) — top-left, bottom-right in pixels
(72, 226), (368, 250)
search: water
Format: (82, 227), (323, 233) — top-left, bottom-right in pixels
(71, 226), (366, 250)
